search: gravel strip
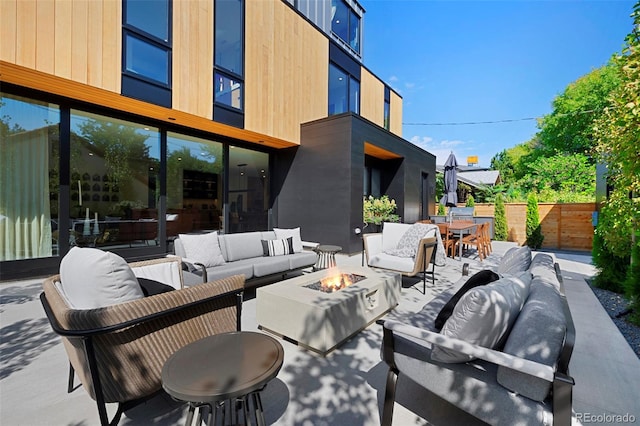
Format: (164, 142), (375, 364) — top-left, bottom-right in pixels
(589, 285), (640, 359)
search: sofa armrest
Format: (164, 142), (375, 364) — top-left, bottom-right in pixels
(363, 233), (383, 264)
(382, 319), (556, 383)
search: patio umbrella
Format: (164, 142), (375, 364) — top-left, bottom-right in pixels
(440, 152), (458, 207)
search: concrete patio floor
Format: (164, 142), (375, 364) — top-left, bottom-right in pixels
(1, 242), (639, 425)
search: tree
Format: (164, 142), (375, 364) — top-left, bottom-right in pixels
(494, 193), (508, 241)
(517, 153), (595, 202)
(525, 192), (544, 249)
(538, 63), (621, 157)
(594, 1), (640, 315)
(465, 194), (475, 208)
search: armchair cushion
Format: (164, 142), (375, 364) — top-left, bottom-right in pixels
(384, 223), (436, 258)
(59, 247), (144, 309)
(432, 273), (531, 363)
(179, 231), (225, 267)
(434, 269), (500, 331)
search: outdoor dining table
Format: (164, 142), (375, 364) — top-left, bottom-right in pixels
(440, 220), (477, 260)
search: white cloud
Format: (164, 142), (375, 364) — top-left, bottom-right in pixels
(404, 82), (416, 89)
(408, 135), (479, 165)
(389, 75), (399, 82)
(410, 135), (433, 145)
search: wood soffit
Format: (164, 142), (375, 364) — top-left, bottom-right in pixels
(0, 61), (297, 149)
(364, 142), (402, 160)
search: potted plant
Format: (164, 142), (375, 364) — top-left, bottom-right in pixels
(363, 195), (400, 232)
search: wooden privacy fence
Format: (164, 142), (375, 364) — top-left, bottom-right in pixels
(474, 203), (596, 251)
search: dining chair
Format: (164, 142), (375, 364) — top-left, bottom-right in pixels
(482, 222), (493, 255)
(436, 223), (457, 258)
(461, 222), (487, 260)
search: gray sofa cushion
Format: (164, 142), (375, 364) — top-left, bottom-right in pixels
(434, 269), (500, 331)
(179, 231), (226, 267)
(497, 245), (532, 276)
(218, 232), (265, 261)
(432, 274), (531, 363)
(205, 261), (254, 282)
(288, 252), (317, 270)
(497, 280), (566, 402)
(252, 256), (291, 277)
(393, 340), (551, 426)
(529, 253), (561, 290)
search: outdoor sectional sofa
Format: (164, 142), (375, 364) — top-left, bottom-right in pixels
(173, 228), (317, 287)
(380, 246), (576, 426)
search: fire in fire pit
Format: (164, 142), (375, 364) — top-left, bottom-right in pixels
(304, 273), (366, 293)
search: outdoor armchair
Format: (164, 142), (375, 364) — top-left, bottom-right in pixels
(40, 257), (244, 426)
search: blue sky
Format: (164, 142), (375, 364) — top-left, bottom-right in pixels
(362, 0), (635, 167)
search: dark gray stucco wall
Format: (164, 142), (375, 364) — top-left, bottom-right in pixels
(274, 113), (436, 255)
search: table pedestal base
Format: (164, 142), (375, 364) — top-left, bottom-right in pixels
(184, 389), (265, 426)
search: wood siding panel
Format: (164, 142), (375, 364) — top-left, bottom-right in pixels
(360, 68), (384, 127)
(86, 0), (103, 87)
(54, 0), (72, 79)
(35, 0), (55, 74)
(70, 0), (88, 83)
(173, 0), (213, 117)
(390, 90), (402, 136)
(101, 0), (120, 92)
(0, 0), (17, 62)
(245, 0), (327, 144)
(16, 0), (36, 69)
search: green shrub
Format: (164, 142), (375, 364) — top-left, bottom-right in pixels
(437, 204), (446, 215)
(494, 193), (508, 241)
(592, 229), (628, 293)
(623, 232), (640, 325)
(525, 192), (544, 249)
(363, 195), (400, 225)
(465, 195), (475, 208)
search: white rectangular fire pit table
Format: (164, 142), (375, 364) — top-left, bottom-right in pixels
(256, 266), (401, 355)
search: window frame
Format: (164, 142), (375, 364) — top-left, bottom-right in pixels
(122, 0), (173, 90)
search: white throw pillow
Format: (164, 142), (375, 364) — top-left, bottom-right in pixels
(59, 247), (144, 309)
(431, 274), (531, 363)
(274, 227), (303, 253)
(179, 232), (226, 268)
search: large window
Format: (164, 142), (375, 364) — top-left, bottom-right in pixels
(69, 111), (160, 249)
(0, 93), (59, 261)
(167, 133), (224, 236)
(331, 0), (361, 54)
(228, 146), (269, 232)
(214, 0), (244, 112)
(329, 63), (359, 115)
(123, 0), (172, 106)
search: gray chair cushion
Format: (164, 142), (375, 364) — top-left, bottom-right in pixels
(497, 281), (566, 402)
(432, 274), (531, 363)
(59, 247), (144, 309)
(497, 245), (532, 276)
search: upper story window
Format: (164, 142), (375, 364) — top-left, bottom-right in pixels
(331, 0), (361, 55)
(329, 63), (359, 115)
(383, 86), (391, 130)
(214, 0), (244, 112)
(123, 0), (171, 87)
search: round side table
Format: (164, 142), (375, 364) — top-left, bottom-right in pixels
(162, 331), (284, 426)
(313, 245), (342, 271)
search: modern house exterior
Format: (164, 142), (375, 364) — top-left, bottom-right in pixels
(0, 0), (436, 280)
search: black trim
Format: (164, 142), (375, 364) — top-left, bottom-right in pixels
(214, 104), (245, 128)
(384, 86), (391, 102)
(121, 74), (172, 108)
(329, 42), (361, 79)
